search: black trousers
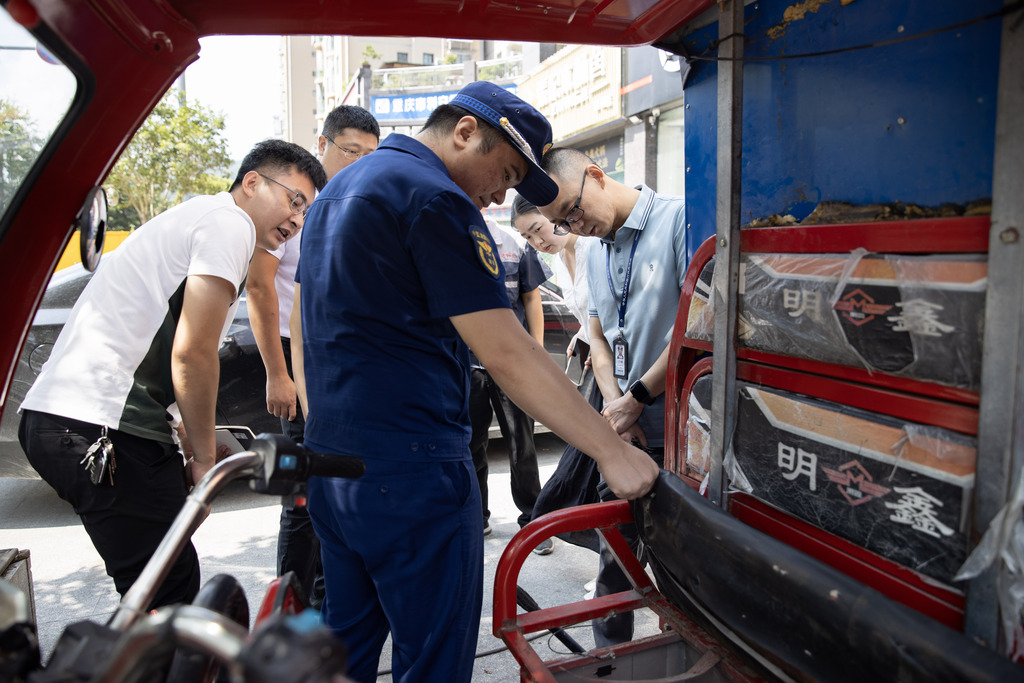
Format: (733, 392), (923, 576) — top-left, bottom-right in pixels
(276, 336), (324, 609)
(468, 368), (541, 529)
(19, 409), (200, 610)
(593, 446), (664, 648)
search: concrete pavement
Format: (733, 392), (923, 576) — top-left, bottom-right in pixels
(1, 433), (659, 681)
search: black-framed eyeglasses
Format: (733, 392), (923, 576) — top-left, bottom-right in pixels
(324, 136), (366, 161)
(258, 172), (306, 215)
(553, 170), (588, 236)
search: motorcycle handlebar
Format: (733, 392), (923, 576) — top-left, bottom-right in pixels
(306, 449), (366, 479)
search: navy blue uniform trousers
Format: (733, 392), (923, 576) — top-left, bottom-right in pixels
(307, 458), (482, 683)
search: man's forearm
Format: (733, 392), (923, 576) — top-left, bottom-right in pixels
(246, 250), (289, 380)
(523, 287), (544, 346)
(459, 310), (622, 461)
(453, 308), (659, 501)
(172, 351), (220, 466)
(289, 285), (308, 416)
(173, 274), (237, 477)
(589, 316), (621, 402)
(637, 342), (671, 398)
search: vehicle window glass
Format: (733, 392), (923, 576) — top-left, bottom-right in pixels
(0, 11), (77, 219)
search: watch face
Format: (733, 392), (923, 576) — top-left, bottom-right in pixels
(630, 380), (655, 405)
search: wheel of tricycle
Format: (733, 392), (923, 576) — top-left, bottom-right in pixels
(165, 573), (250, 683)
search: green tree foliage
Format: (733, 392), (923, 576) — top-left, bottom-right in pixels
(0, 99), (43, 214)
(105, 202), (140, 232)
(105, 91), (232, 229)
(361, 44), (382, 65)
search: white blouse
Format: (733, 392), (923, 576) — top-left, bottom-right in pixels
(561, 238), (591, 344)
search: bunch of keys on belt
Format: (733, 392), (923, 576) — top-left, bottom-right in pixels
(81, 425), (116, 485)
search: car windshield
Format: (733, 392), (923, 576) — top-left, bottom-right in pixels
(0, 12), (77, 219)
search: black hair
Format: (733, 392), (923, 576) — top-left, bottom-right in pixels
(323, 105), (380, 140)
(230, 138), (327, 192)
(511, 194), (541, 225)
(540, 147), (593, 183)
(422, 104), (505, 154)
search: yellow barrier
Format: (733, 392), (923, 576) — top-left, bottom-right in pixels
(56, 231), (131, 271)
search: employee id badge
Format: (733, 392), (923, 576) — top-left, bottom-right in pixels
(613, 333), (628, 379)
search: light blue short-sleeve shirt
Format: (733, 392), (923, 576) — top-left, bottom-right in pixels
(586, 185), (688, 447)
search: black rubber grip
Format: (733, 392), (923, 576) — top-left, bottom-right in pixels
(307, 450), (365, 479)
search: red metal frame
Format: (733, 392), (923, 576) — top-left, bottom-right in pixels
(666, 217), (988, 633)
(675, 362), (968, 627)
(170, 0), (715, 48)
(737, 361), (978, 435)
(492, 501), (770, 682)
(668, 218), (990, 415)
(741, 216), (991, 255)
(254, 573), (308, 626)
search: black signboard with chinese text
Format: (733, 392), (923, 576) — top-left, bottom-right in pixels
(692, 376), (975, 583)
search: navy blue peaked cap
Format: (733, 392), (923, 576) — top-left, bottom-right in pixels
(450, 81), (558, 206)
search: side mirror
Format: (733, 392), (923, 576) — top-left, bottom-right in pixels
(75, 186), (108, 272)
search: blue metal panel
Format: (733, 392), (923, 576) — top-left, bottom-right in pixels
(682, 0), (1002, 250)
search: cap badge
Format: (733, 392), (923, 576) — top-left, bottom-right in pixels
(498, 116), (538, 164)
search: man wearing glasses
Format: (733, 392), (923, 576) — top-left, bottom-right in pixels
(539, 146), (688, 648)
(317, 105), (380, 178)
(19, 139), (325, 611)
(246, 105), (379, 611)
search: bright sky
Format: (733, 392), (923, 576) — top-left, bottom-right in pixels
(1, 12), (283, 166)
(0, 12), (77, 137)
(184, 36), (283, 163)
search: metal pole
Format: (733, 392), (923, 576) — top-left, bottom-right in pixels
(109, 452), (262, 631)
(708, 0), (744, 507)
(965, 1), (1024, 650)
(97, 606), (248, 683)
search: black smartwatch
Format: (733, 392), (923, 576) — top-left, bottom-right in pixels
(628, 380), (657, 406)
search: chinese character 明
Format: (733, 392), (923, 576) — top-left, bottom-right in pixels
(782, 288), (824, 323)
(885, 486), (955, 539)
(888, 299), (955, 337)
(778, 443), (817, 491)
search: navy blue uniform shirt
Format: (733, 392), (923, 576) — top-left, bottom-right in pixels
(297, 134), (510, 461)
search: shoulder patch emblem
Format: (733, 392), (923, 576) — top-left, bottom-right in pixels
(470, 227), (500, 278)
